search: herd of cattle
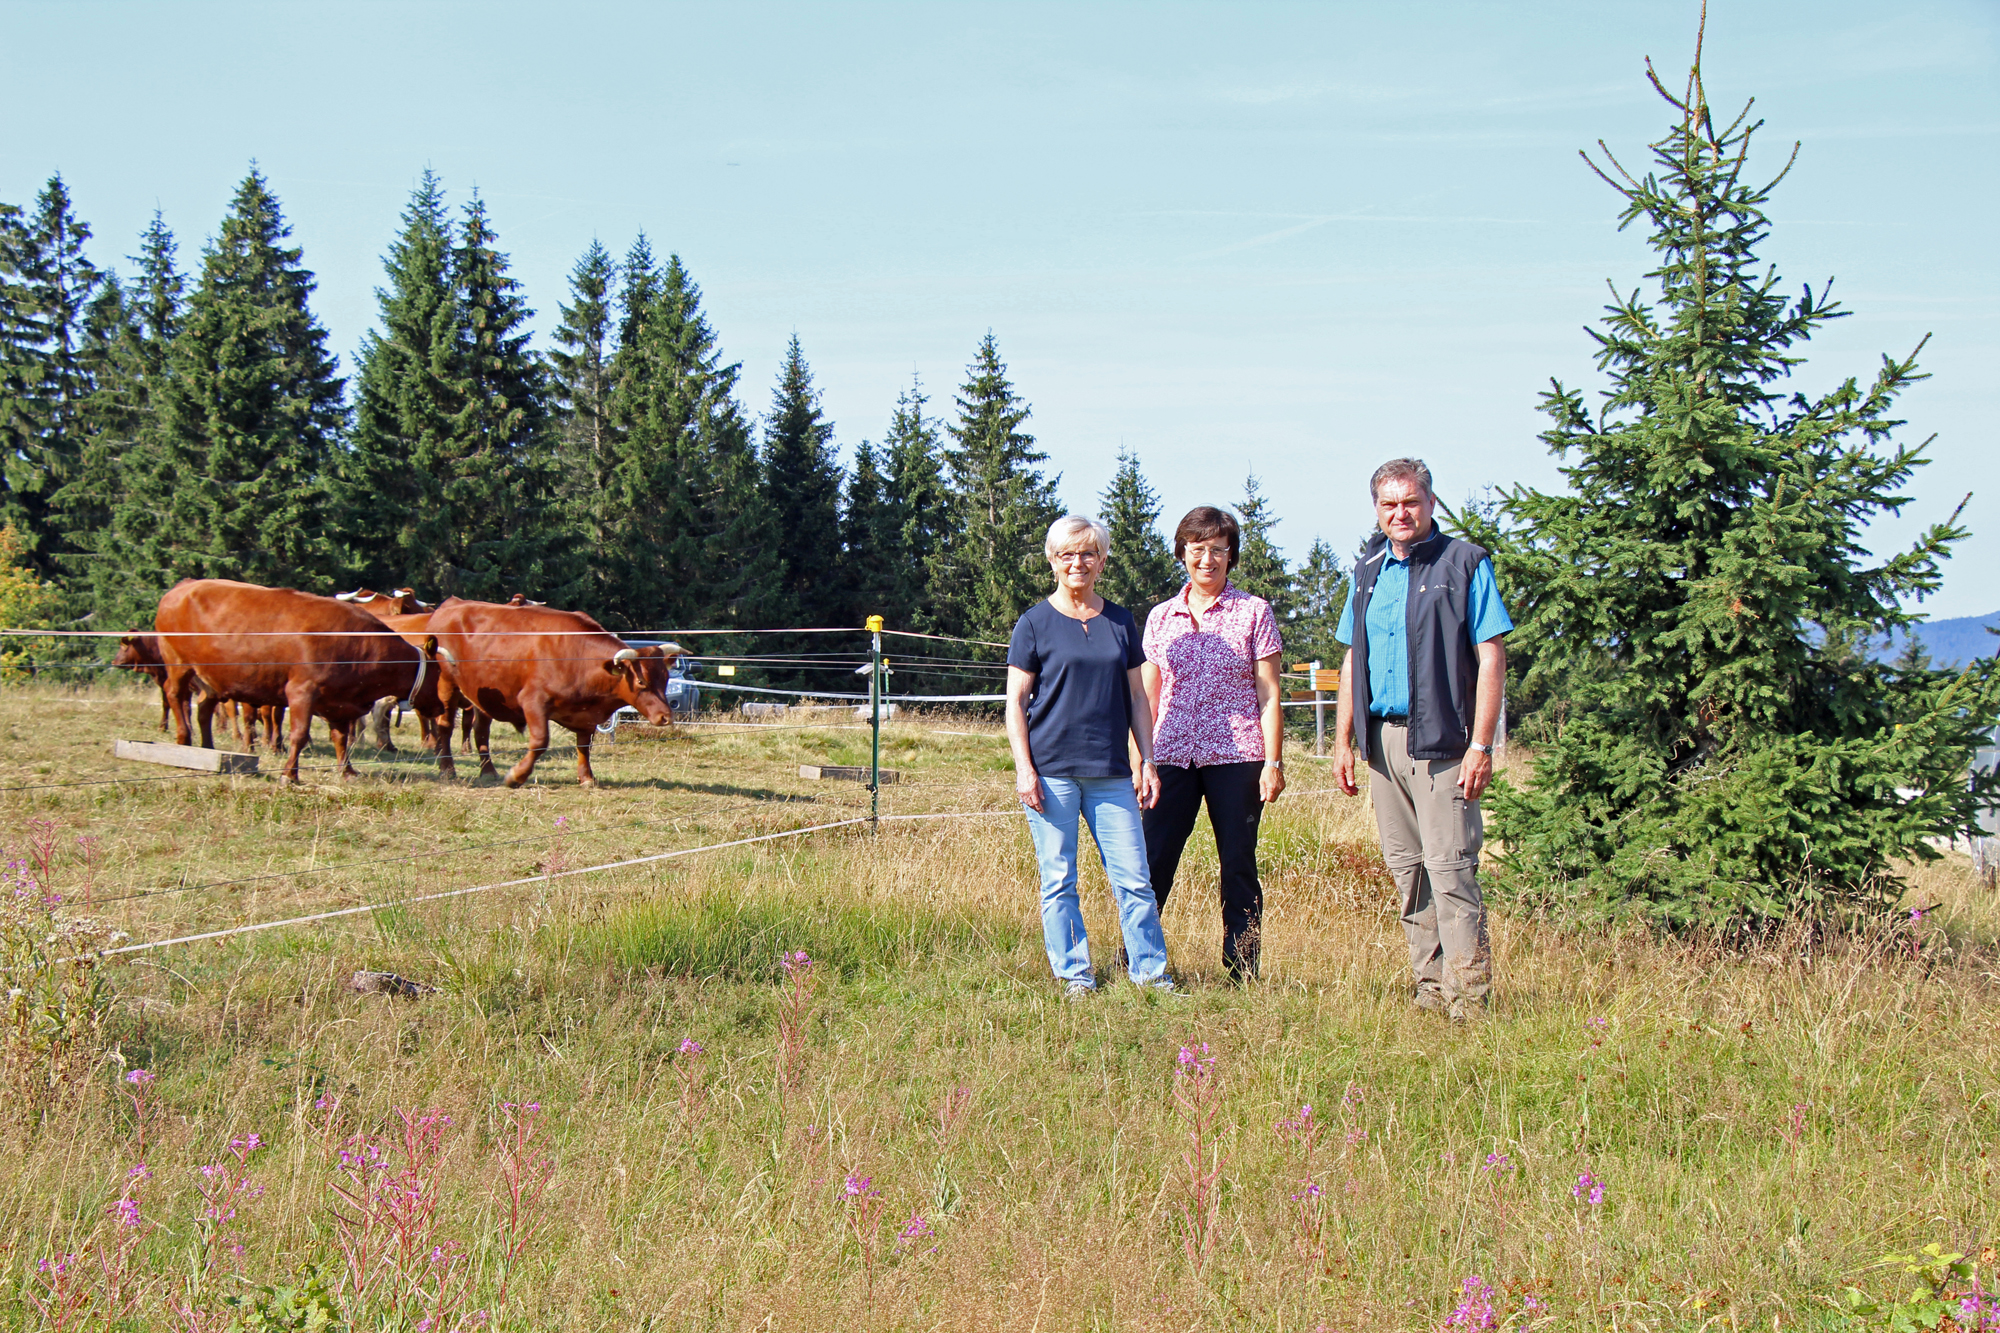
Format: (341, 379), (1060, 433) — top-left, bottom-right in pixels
(111, 578), (686, 787)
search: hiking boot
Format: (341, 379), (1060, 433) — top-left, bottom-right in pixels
(1448, 996), (1489, 1024)
(1412, 988), (1450, 1016)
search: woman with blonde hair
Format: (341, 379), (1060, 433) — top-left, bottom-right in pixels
(1006, 514), (1177, 998)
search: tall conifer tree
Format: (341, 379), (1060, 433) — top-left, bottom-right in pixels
(0, 199), (35, 519)
(1285, 537), (1346, 670)
(935, 334), (1059, 643)
(447, 193), (563, 599)
(62, 213), (182, 625)
(112, 168), (345, 593)
(760, 335), (844, 626)
(1231, 474), (1295, 617)
(882, 375), (949, 632)
(1487, 38), (2000, 926)
(341, 171), (458, 591)
(1096, 448), (1178, 616)
(3, 176), (103, 578)
(840, 440), (898, 625)
(593, 253), (778, 630)
(550, 239), (618, 529)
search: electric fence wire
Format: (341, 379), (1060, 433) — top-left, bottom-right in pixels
(94, 806), (1024, 960)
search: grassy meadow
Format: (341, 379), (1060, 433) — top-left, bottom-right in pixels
(0, 679), (1996, 1331)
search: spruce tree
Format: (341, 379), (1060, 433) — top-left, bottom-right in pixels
(1487, 42), (2000, 927)
(448, 194), (563, 599)
(550, 238), (618, 525)
(594, 253), (779, 631)
(0, 199), (34, 517)
(3, 175), (103, 579)
(840, 440), (899, 625)
(1285, 537), (1347, 670)
(1096, 447), (1178, 616)
(1231, 474), (1295, 617)
(341, 181), (561, 600)
(882, 375), (950, 632)
(339, 171), (458, 591)
(760, 335), (845, 626)
(62, 212), (182, 626)
(935, 334), (1060, 643)
(113, 168), (346, 594)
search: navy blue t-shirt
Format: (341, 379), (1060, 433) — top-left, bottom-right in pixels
(1007, 598), (1145, 778)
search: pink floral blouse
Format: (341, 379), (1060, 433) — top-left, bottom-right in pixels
(1143, 583), (1283, 767)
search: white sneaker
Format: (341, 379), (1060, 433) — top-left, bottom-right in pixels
(1063, 980), (1097, 1002)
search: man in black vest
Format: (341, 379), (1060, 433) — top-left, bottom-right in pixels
(1333, 459), (1512, 1020)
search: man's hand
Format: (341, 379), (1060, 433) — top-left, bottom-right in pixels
(1459, 748), (1494, 802)
(1135, 760), (1160, 810)
(1333, 743), (1358, 797)
(1259, 761), (1285, 803)
(1017, 768), (1044, 813)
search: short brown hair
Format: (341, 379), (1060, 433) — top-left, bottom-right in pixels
(1369, 457), (1434, 501)
(1173, 506), (1240, 570)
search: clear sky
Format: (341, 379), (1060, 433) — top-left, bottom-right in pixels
(4, 1), (1995, 617)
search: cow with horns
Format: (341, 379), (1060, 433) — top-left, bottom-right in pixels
(334, 587), (452, 751)
(424, 596), (682, 787)
(153, 579), (445, 784)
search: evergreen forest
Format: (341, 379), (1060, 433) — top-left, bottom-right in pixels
(0, 167), (1348, 668)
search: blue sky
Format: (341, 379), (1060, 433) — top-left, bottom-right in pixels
(4, 1), (1995, 616)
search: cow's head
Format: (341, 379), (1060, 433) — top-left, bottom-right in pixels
(604, 642), (685, 724)
(505, 593), (547, 608)
(113, 635), (146, 669)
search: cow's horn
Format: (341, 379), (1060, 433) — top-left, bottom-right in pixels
(334, 591), (358, 601)
(612, 647), (640, 664)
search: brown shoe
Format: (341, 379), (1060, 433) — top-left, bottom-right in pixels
(1412, 988), (1450, 1015)
(1448, 997), (1489, 1024)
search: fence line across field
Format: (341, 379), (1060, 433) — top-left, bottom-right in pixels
(93, 807), (1021, 961)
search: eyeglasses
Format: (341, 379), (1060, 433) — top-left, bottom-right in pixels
(1184, 545), (1231, 561)
(1052, 550), (1102, 564)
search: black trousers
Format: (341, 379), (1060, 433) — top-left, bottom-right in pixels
(1143, 760), (1266, 977)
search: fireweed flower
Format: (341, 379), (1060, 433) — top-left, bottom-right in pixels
(1444, 1275), (1499, 1330)
(840, 1174), (877, 1200)
(125, 1069), (156, 1087)
(897, 1215), (934, 1243)
(1344, 1127), (1368, 1150)
(1573, 1172), (1605, 1206)
(1176, 1042), (1214, 1074)
(1484, 1151), (1511, 1172)
(128, 1164), (153, 1182)
(111, 1199), (142, 1228)
(679, 1037), (704, 1057)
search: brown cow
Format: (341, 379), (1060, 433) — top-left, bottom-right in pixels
(154, 579), (443, 784)
(113, 633), (177, 732)
(335, 587), (449, 751)
(425, 597), (681, 787)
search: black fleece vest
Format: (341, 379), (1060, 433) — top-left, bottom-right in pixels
(1346, 529), (1487, 763)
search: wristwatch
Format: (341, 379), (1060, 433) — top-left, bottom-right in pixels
(1468, 742), (1492, 755)
(1264, 758), (1284, 771)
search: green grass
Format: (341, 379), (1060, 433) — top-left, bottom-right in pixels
(0, 681), (1993, 1331)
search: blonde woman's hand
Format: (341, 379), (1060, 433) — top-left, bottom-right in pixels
(1135, 760), (1160, 810)
(1017, 767), (1045, 813)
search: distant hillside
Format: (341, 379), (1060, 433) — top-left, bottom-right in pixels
(1868, 610), (2000, 669)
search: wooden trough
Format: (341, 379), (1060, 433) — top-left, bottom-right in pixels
(113, 739), (260, 775)
(799, 764), (899, 785)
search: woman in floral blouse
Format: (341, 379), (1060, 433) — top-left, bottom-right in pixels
(1141, 506), (1286, 981)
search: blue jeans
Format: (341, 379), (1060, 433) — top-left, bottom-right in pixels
(1022, 776), (1172, 986)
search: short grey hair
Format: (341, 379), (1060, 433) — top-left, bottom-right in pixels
(1045, 514), (1111, 560)
(1370, 457), (1434, 501)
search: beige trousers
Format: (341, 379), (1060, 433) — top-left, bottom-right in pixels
(1367, 718), (1493, 1004)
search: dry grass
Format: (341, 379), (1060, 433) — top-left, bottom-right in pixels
(0, 680), (1995, 1331)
